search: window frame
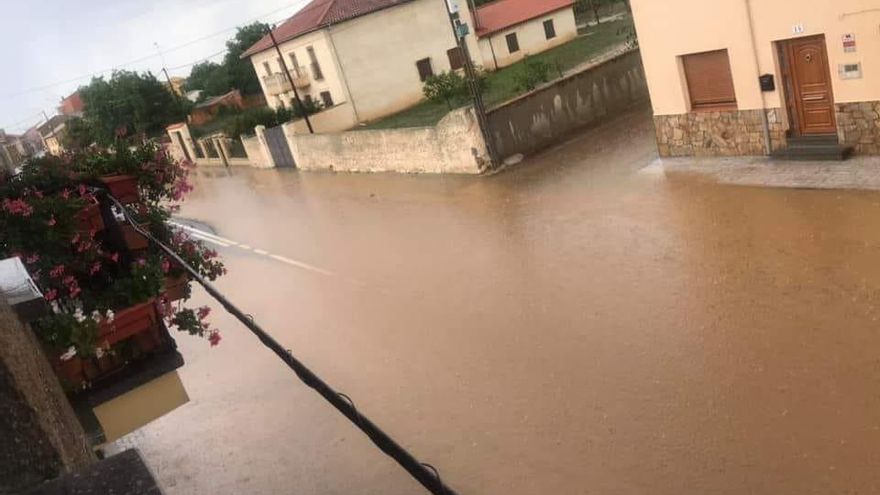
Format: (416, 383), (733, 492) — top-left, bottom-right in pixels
(416, 57), (434, 82)
(506, 33), (520, 54)
(447, 47), (464, 71)
(681, 49), (738, 111)
(262, 61), (272, 77)
(320, 91), (334, 107)
(307, 46), (324, 81)
(288, 52), (301, 77)
(543, 19), (556, 40)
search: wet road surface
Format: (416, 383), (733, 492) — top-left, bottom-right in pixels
(116, 105), (880, 494)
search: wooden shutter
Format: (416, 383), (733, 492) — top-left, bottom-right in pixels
(543, 20), (556, 39)
(682, 50), (737, 110)
(447, 47), (464, 71)
(506, 33), (520, 53)
(416, 58), (433, 82)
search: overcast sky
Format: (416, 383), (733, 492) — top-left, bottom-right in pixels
(0, 0), (309, 134)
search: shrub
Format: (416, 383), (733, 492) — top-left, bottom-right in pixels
(423, 71), (468, 109)
(514, 57), (552, 92)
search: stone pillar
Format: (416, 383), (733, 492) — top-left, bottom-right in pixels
(254, 125), (277, 168)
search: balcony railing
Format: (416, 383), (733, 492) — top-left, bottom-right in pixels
(262, 67), (310, 96)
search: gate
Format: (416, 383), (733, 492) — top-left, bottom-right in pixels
(264, 125), (295, 168)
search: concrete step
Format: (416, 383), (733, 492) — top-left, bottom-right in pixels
(771, 144), (853, 161)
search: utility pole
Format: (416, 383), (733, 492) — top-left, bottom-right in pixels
(155, 43), (184, 108)
(267, 26), (314, 134)
(444, 0), (499, 169)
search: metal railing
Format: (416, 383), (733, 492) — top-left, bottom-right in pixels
(262, 67), (310, 95)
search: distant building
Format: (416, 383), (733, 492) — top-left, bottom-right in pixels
(469, 0), (577, 70)
(37, 115), (72, 156)
(189, 90), (245, 126)
(166, 77), (187, 97)
(0, 128), (42, 172)
(58, 92), (85, 117)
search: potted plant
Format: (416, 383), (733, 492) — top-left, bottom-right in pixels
(1, 143), (225, 393)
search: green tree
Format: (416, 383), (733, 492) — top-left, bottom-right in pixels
(513, 57), (552, 91)
(185, 61), (229, 97)
(184, 22), (268, 97)
(79, 70), (188, 145)
(61, 117), (96, 150)
(224, 22), (269, 96)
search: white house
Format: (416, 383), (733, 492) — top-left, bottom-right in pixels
(242, 0), (579, 130)
(464, 0), (577, 70)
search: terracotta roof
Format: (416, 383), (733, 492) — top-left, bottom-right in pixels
(474, 0), (575, 37)
(242, 0), (416, 58)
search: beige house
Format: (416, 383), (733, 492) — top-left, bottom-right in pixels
(244, 0), (579, 130)
(632, 0), (880, 159)
(464, 0), (577, 70)
(243, 0), (467, 130)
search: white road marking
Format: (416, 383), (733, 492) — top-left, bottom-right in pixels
(186, 232), (232, 247)
(169, 221), (239, 246)
(170, 220), (338, 278)
(269, 254), (337, 277)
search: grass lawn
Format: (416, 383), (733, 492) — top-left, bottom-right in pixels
(362, 14), (635, 130)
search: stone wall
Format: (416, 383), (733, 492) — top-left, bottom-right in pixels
(653, 108), (787, 157)
(486, 49), (650, 160)
(0, 302), (94, 494)
(287, 107), (489, 174)
(836, 101), (880, 155)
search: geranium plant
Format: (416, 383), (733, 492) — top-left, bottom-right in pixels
(0, 142), (225, 386)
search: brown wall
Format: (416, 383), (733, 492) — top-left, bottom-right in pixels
(0, 302), (94, 494)
(486, 49), (650, 160)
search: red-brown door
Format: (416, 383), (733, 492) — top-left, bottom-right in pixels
(783, 35), (837, 135)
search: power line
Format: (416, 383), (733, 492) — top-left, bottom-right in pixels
(1, 0), (310, 99)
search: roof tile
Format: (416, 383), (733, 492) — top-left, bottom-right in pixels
(474, 0), (575, 37)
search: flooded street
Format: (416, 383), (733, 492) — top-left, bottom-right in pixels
(119, 106), (880, 494)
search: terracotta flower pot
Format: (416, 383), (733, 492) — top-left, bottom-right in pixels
(99, 175), (139, 204)
(54, 355), (85, 388)
(121, 222), (151, 251)
(74, 200), (105, 233)
(163, 274), (189, 302)
(99, 300), (161, 347)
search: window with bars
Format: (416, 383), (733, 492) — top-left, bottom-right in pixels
(288, 52), (301, 77)
(681, 49), (738, 111)
(506, 33), (520, 53)
(543, 20), (556, 40)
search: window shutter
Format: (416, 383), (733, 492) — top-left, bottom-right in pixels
(543, 20), (556, 40)
(416, 58), (433, 82)
(447, 47), (464, 71)
(682, 50), (737, 110)
(506, 33), (519, 53)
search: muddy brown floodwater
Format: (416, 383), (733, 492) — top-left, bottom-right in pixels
(114, 106), (880, 494)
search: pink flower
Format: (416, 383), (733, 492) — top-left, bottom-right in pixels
(45, 289), (58, 301)
(109, 252), (120, 263)
(25, 254), (39, 264)
(2, 198), (33, 217)
(208, 331), (222, 347)
(68, 284), (81, 298)
(77, 184), (87, 197)
(47, 215), (57, 226)
(49, 265), (65, 278)
(197, 306), (211, 320)
(204, 249), (218, 259)
(89, 261), (102, 275)
(71, 233), (81, 245)
(60, 189), (71, 199)
(136, 258), (146, 267)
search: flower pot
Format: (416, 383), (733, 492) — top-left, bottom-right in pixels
(74, 200), (105, 233)
(53, 355), (85, 388)
(99, 300), (161, 347)
(99, 175), (139, 204)
(163, 274), (189, 302)
(121, 223), (150, 251)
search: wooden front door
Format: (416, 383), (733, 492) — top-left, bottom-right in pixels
(781, 35), (837, 135)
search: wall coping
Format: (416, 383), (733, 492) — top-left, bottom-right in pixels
(488, 47), (641, 114)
